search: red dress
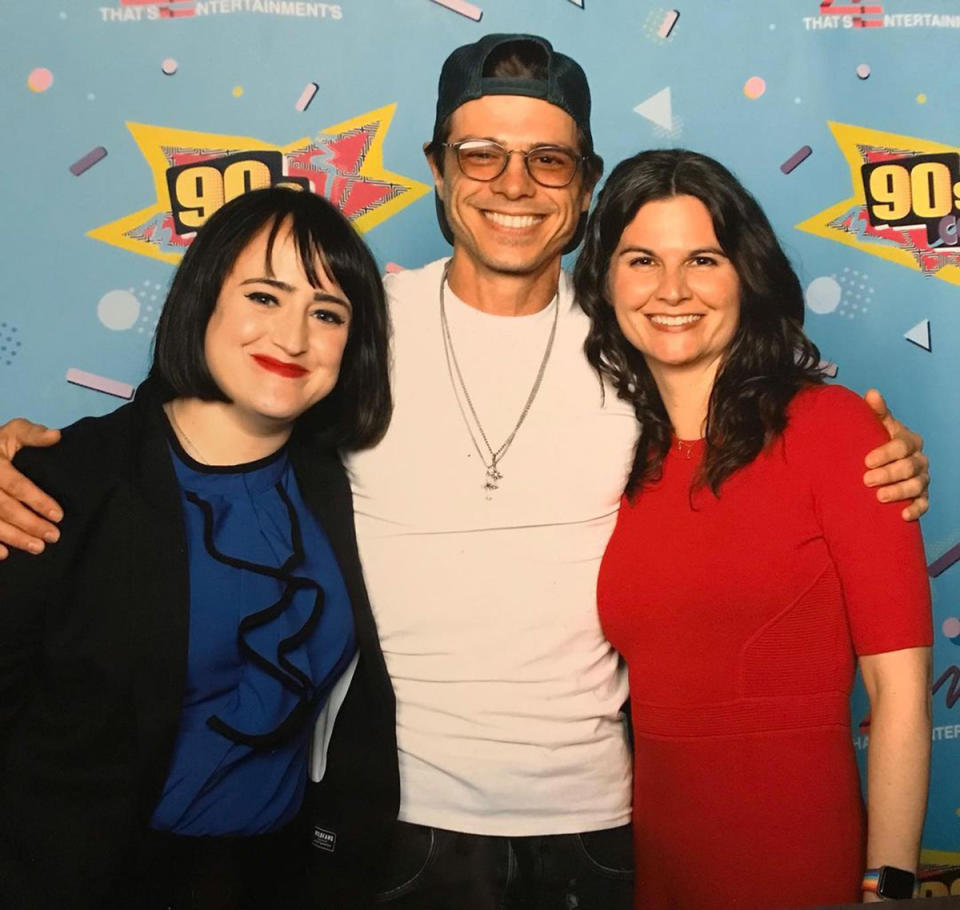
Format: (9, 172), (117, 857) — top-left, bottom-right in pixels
(598, 385), (931, 910)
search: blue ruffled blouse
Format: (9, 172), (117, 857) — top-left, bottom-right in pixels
(148, 432), (356, 836)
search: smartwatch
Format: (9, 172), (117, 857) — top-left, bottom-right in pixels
(862, 866), (917, 900)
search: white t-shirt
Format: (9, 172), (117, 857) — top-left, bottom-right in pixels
(346, 258), (639, 835)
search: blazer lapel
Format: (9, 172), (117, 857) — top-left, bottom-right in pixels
(289, 441), (392, 712)
(127, 388), (191, 814)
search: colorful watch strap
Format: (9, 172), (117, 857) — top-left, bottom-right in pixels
(861, 869), (881, 893)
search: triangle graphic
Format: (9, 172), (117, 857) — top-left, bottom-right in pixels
(633, 87), (673, 131)
(903, 319), (931, 352)
(341, 179), (397, 218)
(326, 128), (371, 174)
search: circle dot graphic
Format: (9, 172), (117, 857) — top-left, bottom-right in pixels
(232, 85), (244, 97)
(916, 93), (927, 104)
(743, 76), (766, 100)
(805, 277), (842, 315)
(856, 63), (871, 80)
(97, 289), (141, 331)
(27, 68), (53, 93)
(161, 58), (178, 76)
(943, 617), (960, 639)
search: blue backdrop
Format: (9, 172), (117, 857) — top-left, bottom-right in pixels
(2, 0), (958, 875)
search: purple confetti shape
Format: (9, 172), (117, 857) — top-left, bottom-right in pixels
(70, 146), (107, 176)
(780, 146), (812, 175)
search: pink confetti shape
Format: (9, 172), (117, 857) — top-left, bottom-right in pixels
(428, 0), (483, 21)
(66, 368), (133, 399)
(658, 10), (680, 39)
(296, 82), (319, 112)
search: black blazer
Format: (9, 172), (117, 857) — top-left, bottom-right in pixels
(0, 380), (398, 909)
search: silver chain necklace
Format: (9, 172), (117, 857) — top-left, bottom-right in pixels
(439, 265), (559, 495)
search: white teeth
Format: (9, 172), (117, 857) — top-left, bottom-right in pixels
(484, 211), (542, 228)
(649, 314), (703, 326)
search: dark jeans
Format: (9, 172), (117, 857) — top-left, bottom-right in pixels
(373, 821), (634, 910)
(108, 826), (310, 910)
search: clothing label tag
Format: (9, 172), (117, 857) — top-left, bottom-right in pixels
(312, 826), (337, 852)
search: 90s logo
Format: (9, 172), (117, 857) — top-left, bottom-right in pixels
(862, 153), (960, 247)
(165, 150), (309, 235)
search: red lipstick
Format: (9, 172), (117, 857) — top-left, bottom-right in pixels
(251, 354), (309, 378)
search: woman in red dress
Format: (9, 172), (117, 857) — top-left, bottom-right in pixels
(574, 150), (932, 909)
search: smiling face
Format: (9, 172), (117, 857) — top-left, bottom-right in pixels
(429, 94), (593, 280)
(203, 220), (352, 432)
(607, 195), (741, 381)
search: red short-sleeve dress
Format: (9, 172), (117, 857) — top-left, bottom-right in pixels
(598, 385), (932, 910)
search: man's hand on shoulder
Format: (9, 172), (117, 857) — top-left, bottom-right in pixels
(861, 389), (930, 522)
(0, 418), (63, 559)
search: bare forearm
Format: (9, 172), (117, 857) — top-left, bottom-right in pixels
(865, 690), (931, 872)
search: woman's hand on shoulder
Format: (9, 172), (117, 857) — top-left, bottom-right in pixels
(861, 389), (929, 522)
(0, 418), (63, 559)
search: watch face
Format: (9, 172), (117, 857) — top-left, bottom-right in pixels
(877, 866), (916, 900)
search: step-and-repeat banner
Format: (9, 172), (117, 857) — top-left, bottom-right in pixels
(2, 0), (958, 888)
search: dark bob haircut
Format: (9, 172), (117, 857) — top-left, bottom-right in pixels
(574, 149), (823, 496)
(150, 186), (391, 450)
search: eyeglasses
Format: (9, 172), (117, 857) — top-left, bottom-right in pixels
(441, 140), (585, 188)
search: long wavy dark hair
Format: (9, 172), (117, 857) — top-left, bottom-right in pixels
(574, 149), (823, 497)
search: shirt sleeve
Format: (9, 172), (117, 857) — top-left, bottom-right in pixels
(0, 452), (65, 736)
(785, 384), (932, 656)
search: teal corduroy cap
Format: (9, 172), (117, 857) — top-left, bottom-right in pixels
(433, 33), (594, 153)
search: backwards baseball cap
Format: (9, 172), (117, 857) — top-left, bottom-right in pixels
(433, 33), (595, 154)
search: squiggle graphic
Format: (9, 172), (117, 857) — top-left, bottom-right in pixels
(933, 666), (960, 711)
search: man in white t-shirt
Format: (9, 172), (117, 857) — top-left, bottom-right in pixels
(353, 34), (637, 909)
(0, 31), (931, 910)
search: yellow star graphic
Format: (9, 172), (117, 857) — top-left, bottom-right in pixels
(88, 104), (431, 264)
(796, 121), (960, 287)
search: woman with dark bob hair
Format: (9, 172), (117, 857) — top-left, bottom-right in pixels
(0, 187), (397, 908)
(575, 150), (932, 909)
